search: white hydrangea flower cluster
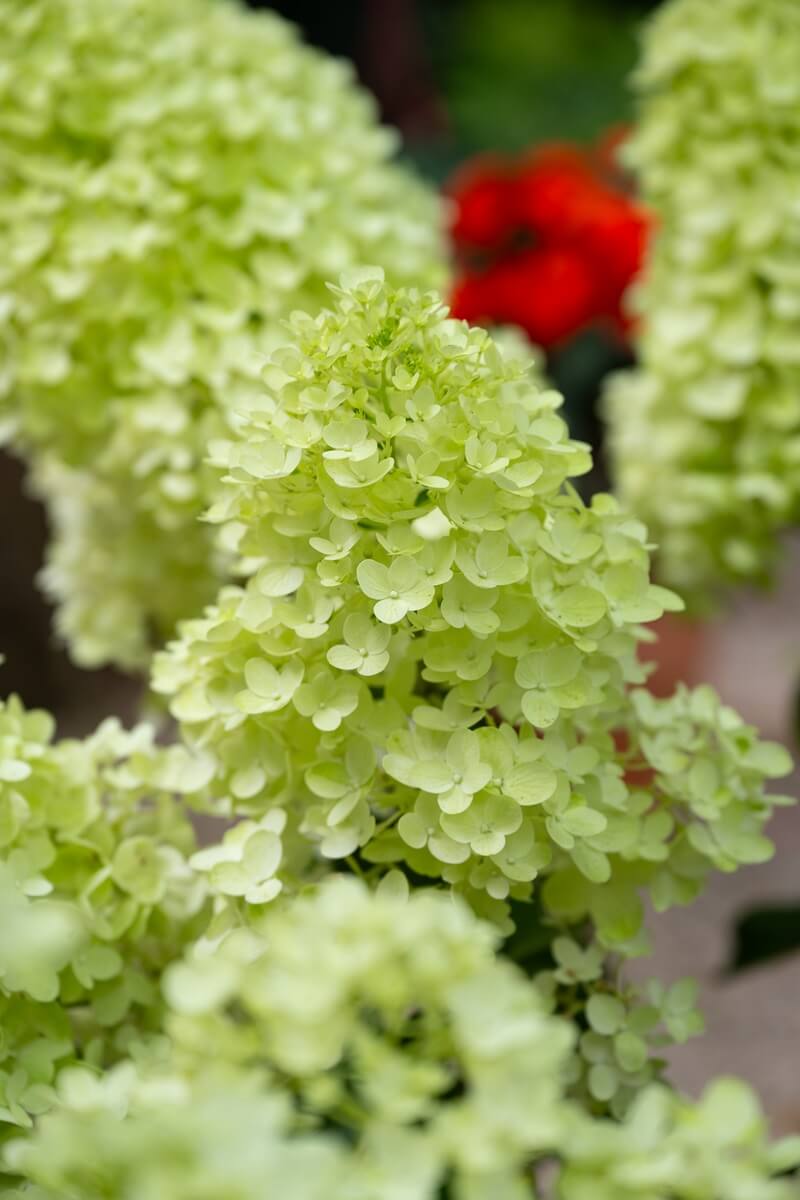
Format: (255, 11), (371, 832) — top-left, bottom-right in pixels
(6, 880), (798, 1200)
(0, 695), (209, 1132)
(605, 0), (800, 599)
(0, 0), (445, 668)
(0, 264), (796, 1194)
(153, 272), (791, 941)
(163, 877), (572, 1194)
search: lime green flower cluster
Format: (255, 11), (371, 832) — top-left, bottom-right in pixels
(164, 877), (572, 1195)
(7, 1079), (340, 1200)
(6, 881), (798, 1200)
(0, 0), (445, 669)
(537, 937), (705, 1116)
(0, 695), (208, 1133)
(153, 271), (791, 942)
(0, 269), (797, 1196)
(557, 1077), (800, 1200)
(605, 0), (800, 599)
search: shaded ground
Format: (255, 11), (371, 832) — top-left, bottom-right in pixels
(631, 538), (800, 1132)
(628, 795), (800, 1133)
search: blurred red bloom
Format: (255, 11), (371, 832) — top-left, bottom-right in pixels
(452, 246), (598, 348)
(447, 132), (649, 349)
(448, 157), (518, 249)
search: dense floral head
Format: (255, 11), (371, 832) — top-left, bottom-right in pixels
(0, 695), (210, 1131)
(2, 879), (572, 1198)
(448, 139), (649, 348)
(604, 0), (800, 597)
(165, 878), (572, 1186)
(153, 272), (789, 940)
(0, 0), (445, 668)
(6, 878), (797, 1200)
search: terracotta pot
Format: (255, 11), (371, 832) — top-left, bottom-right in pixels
(639, 613), (710, 697)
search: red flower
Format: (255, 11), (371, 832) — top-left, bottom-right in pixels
(452, 247), (599, 349)
(583, 195), (648, 325)
(447, 156), (517, 250)
(514, 144), (602, 243)
(446, 131), (649, 349)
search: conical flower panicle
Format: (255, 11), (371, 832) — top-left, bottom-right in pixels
(0, 0), (445, 668)
(605, 0), (800, 599)
(154, 272), (789, 936)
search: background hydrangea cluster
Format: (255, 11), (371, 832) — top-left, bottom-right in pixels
(605, 0), (800, 601)
(0, 0), (445, 669)
(0, 693), (213, 1134)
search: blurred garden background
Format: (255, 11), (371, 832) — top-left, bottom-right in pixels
(3, 0), (800, 1129)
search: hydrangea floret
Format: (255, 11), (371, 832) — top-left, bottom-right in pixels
(604, 0), (800, 599)
(0, 0), (445, 668)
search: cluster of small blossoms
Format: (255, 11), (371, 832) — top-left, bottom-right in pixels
(605, 0), (800, 599)
(7, 1077), (342, 1200)
(5, 880), (797, 1200)
(163, 878), (572, 1196)
(153, 272), (791, 940)
(0, 0), (445, 668)
(537, 936), (704, 1115)
(0, 695), (208, 1133)
(557, 1077), (799, 1200)
(539, 683), (793, 949)
(33, 429), (230, 674)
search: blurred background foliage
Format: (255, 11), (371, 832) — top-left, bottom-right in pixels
(418, 0), (658, 172)
(261, 0), (660, 174)
(260, 0), (660, 457)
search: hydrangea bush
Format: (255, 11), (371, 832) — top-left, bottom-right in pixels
(0, 0), (445, 668)
(604, 0), (800, 600)
(0, 275), (797, 1190)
